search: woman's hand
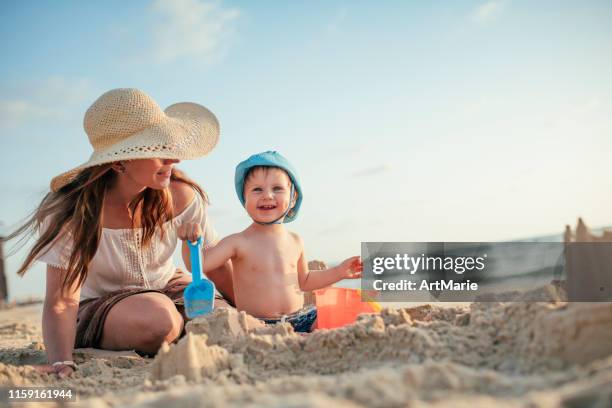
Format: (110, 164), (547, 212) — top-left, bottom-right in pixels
(177, 222), (202, 243)
(338, 256), (363, 279)
(33, 363), (75, 379)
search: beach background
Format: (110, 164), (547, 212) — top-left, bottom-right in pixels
(1, 1), (612, 407)
(1, 0), (611, 301)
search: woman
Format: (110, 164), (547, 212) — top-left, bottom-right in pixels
(4, 88), (234, 378)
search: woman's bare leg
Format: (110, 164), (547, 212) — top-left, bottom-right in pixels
(100, 292), (184, 354)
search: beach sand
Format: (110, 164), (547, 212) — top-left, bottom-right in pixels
(1, 285), (612, 407)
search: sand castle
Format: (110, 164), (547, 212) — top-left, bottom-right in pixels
(1, 225), (612, 406)
(564, 218), (612, 301)
(150, 333), (231, 382)
(564, 217), (612, 243)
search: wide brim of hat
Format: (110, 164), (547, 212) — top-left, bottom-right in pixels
(50, 102), (219, 192)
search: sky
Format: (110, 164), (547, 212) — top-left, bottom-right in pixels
(1, 0), (611, 299)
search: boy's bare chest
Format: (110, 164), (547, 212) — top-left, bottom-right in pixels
(236, 236), (301, 279)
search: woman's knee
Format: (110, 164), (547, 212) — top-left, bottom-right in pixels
(138, 305), (184, 350)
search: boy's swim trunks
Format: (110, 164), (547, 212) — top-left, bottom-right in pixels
(261, 305), (317, 333)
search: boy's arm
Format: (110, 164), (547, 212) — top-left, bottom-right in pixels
(182, 235), (237, 273)
(296, 234), (362, 291)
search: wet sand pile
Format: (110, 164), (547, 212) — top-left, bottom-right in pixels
(1, 286), (612, 407)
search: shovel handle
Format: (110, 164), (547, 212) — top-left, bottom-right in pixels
(187, 237), (203, 283)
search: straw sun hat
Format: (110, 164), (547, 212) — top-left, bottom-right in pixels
(50, 88), (220, 192)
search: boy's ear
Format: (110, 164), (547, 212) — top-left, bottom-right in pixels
(290, 190), (298, 208)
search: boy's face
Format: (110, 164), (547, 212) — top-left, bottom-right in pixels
(243, 167), (296, 224)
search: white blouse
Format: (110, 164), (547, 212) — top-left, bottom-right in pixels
(36, 192), (218, 301)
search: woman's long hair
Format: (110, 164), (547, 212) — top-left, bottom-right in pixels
(4, 165), (207, 294)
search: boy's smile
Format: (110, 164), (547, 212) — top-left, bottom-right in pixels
(244, 167), (295, 224)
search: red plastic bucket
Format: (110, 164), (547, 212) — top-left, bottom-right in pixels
(314, 287), (380, 329)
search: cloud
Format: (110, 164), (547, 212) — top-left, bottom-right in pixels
(470, 0), (507, 24)
(0, 100), (44, 128)
(543, 97), (605, 130)
(149, 0), (240, 64)
(326, 7), (348, 34)
(316, 219), (353, 235)
(329, 144), (365, 157)
(0, 77), (95, 129)
(350, 164), (393, 178)
(574, 97), (601, 114)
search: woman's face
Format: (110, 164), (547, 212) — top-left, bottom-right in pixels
(118, 158), (180, 190)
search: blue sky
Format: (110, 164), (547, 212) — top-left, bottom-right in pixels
(1, 0), (611, 299)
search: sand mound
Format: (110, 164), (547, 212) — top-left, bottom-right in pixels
(185, 308), (265, 347)
(150, 333), (231, 382)
(2, 285), (612, 406)
(534, 302), (612, 364)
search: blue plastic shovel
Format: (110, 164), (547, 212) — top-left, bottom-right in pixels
(184, 237), (216, 318)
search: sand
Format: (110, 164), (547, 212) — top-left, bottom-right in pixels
(1, 285), (612, 407)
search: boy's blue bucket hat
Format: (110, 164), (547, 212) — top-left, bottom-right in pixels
(235, 151), (302, 223)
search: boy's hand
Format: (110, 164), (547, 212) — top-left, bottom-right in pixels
(177, 222), (202, 243)
(338, 256), (363, 279)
